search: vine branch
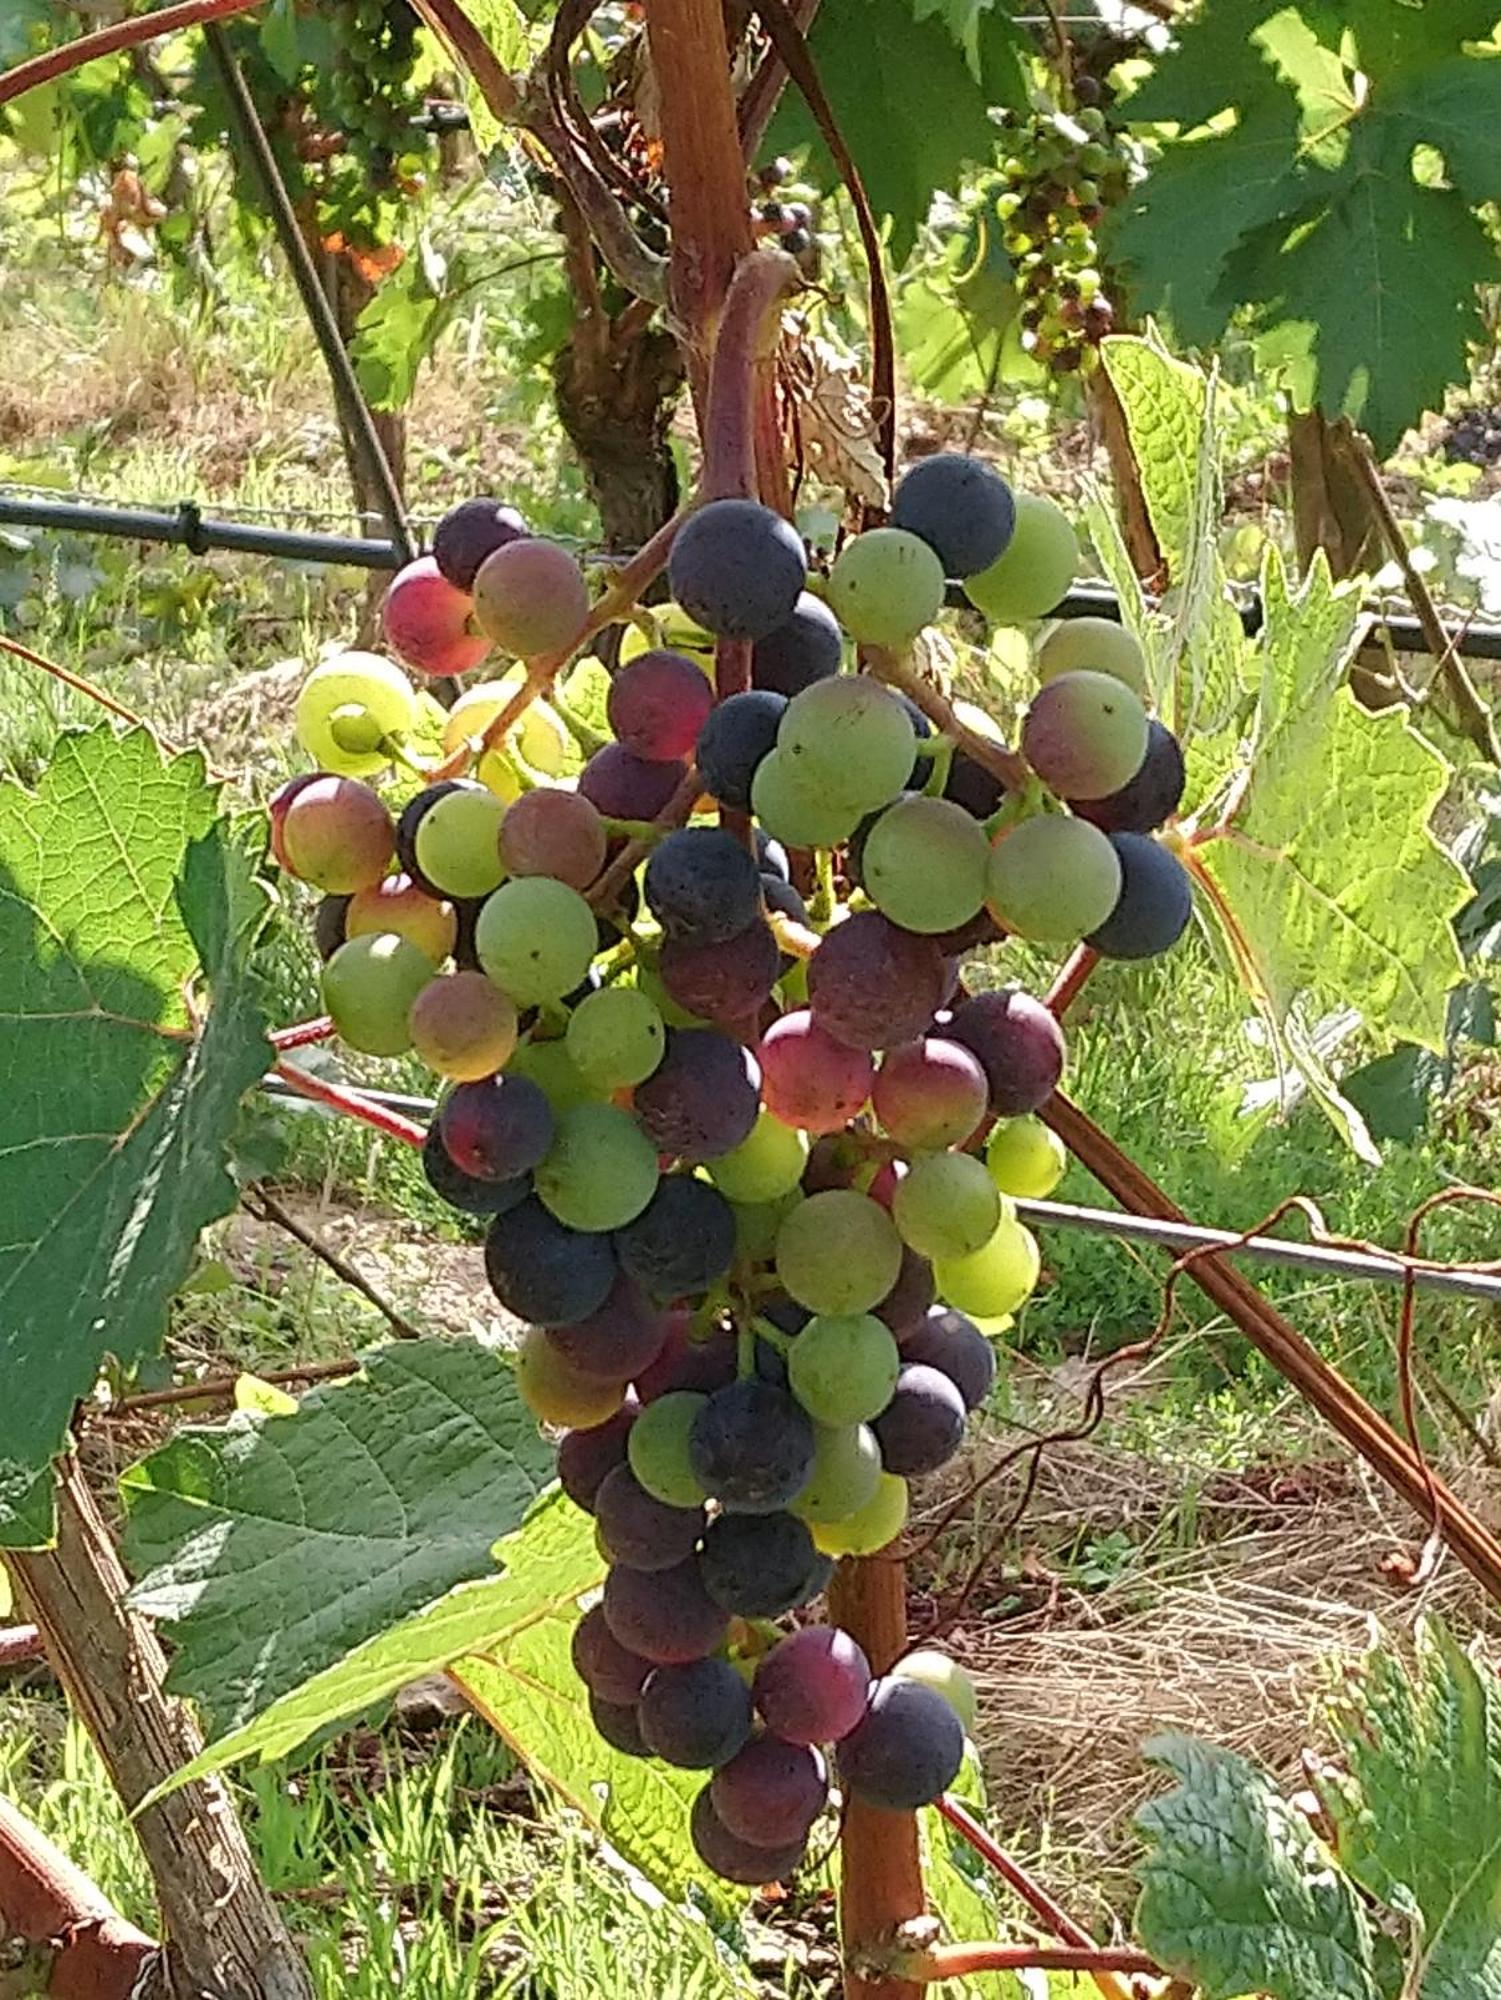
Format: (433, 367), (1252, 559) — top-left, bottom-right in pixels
(0, 0), (264, 107)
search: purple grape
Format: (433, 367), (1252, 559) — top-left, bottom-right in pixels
(639, 1657), (754, 1768)
(432, 497), (528, 591)
(595, 1465), (706, 1571)
(634, 1316), (738, 1401)
(668, 499), (807, 640)
(545, 1277), (669, 1383)
(898, 1307), (996, 1411)
(751, 591), (843, 696)
(603, 1557), (730, 1664)
(556, 1402), (637, 1512)
(698, 1510), (829, 1617)
(690, 1382), (815, 1514)
(872, 1364), (967, 1475)
(590, 1691), (650, 1757)
(572, 1603), (652, 1703)
(421, 1122), (531, 1217)
(1071, 719), (1185, 835)
(943, 750), (1006, 820)
(313, 894), (349, 960)
(946, 988), (1064, 1116)
(484, 1197), (618, 1326)
(753, 1625), (871, 1746)
(659, 919), (781, 1027)
(807, 912), (948, 1052)
(578, 743), (687, 820)
(873, 1246), (937, 1341)
(632, 1029), (762, 1161)
(695, 690), (787, 811)
(689, 1787), (807, 1884)
(711, 1738), (828, 1846)
(644, 827), (763, 945)
(615, 1176), (737, 1303)
(837, 1677), (964, 1808)
(890, 453), (1015, 579)
(607, 649), (715, 761)
(439, 1074), (555, 1181)
(1084, 832), (1193, 960)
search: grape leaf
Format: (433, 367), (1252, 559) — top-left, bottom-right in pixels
(0, 728), (269, 1546)
(351, 243), (458, 412)
(1111, 3), (1501, 450)
(1135, 1733), (1382, 2000)
(124, 1338), (554, 1730)
(1318, 1620), (1501, 2000)
(141, 1488), (602, 1802)
(1200, 550), (1469, 1054)
(766, 0), (1027, 266)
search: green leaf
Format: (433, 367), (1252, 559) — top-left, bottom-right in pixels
(144, 1489), (603, 1801)
(894, 212), (1038, 402)
(767, 0), (1025, 266)
(451, 1516), (715, 1904)
(258, 0), (302, 87)
(351, 246), (454, 412)
(1319, 1619), (1501, 1999)
(1135, 1733), (1381, 2000)
(1200, 550), (1469, 1054)
(124, 1338), (554, 1731)
(0, 728), (269, 1545)
(1391, 53), (1501, 210)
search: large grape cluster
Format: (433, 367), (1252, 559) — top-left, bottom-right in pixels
(321, 0), (422, 187)
(269, 455), (1190, 1883)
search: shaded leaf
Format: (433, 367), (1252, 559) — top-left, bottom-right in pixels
(124, 1339), (553, 1731)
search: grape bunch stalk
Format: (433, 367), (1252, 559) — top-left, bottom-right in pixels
(269, 451), (1191, 1883)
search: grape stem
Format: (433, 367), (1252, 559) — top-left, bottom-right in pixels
(586, 766), (704, 909)
(864, 649), (1030, 793)
(272, 1060), (426, 1148)
(270, 1017), (336, 1050)
(431, 509), (689, 783)
(598, 814), (676, 844)
(766, 908), (822, 959)
(750, 1315), (793, 1352)
(0, 0), (264, 107)
(1044, 946), (1098, 1021)
(701, 247), (802, 502)
(874, 1942), (1161, 1982)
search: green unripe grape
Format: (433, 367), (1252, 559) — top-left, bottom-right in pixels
(321, 932), (434, 1056)
(811, 1470), (908, 1556)
(986, 813), (1123, 942)
(934, 1215), (1041, 1320)
(706, 1109), (809, 1204)
(779, 676), (917, 816)
(892, 1648), (977, 1732)
(565, 986), (666, 1089)
(413, 785), (507, 899)
(507, 1036), (601, 1112)
(534, 1102), (660, 1232)
(628, 1390), (709, 1506)
(986, 1115), (1067, 1200)
(862, 795), (989, 935)
(775, 1190), (904, 1317)
(964, 494), (1080, 624)
(826, 528), (946, 649)
(295, 651), (415, 777)
(1035, 616), (1147, 696)
(893, 1150), (1002, 1261)
(474, 877), (597, 1006)
(788, 1314), (901, 1425)
(789, 1422), (882, 1525)
(733, 1190), (802, 1265)
(751, 748), (863, 849)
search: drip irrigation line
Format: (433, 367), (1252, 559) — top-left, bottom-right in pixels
(257, 1076), (1501, 1302)
(5, 489), (1501, 662)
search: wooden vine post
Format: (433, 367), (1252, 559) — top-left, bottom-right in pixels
(641, 5), (923, 1990)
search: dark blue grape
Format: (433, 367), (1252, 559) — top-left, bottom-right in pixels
(874, 1247), (936, 1340)
(695, 690), (787, 812)
(837, 1677), (965, 1808)
(545, 1276), (668, 1381)
(1072, 722), (1186, 836)
(943, 750), (1006, 820)
(572, 1602), (652, 1703)
(756, 830), (791, 881)
(433, 496), (528, 590)
(603, 1556), (729, 1663)
(595, 1464), (706, 1571)
(396, 780), (468, 895)
(644, 826), (763, 944)
(422, 1122), (532, 1216)
(615, 1176), (737, 1302)
(752, 592), (842, 696)
(439, 1074), (555, 1181)
(698, 1510), (829, 1617)
(590, 1691), (650, 1757)
(314, 894), (349, 960)
(890, 453), (1016, 578)
(689, 1381), (814, 1513)
(872, 1364), (967, 1475)
(1085, 832), (1193, 960)
(484, 1197), (618, 1326)
(632, 1029), (762, 1161)
(711, 1738), (827, 1847)
(898, 1307), (996, 1412)
(578, 743), (686, 820)
(668, 499), (807, 640)
(639, 1657), (753, 1768)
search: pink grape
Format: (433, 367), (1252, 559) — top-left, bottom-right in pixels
(759, 1010), (874, 1133)
(382, 555), (490, 677)
(807, 912), (947, 1052)
(607, 650), (714, 760)
(753, 1625), (871, 1744)
(872, 1037), (989, 1149)
(473, 538), (590, 658)
(279, 776), (395, 893)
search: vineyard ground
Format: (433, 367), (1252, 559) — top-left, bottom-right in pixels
(1, 206), (1499, 1993)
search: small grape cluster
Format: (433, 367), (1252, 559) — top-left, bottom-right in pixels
(990, 99), (1133, 374)
(1443, 404), (1501, 469)
(268, 454), (1189, 1882)
(322, 0), (422, 184)
(753, 154), (817, 272)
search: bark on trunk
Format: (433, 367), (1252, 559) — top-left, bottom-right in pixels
(553, 314), (685, 553)
(5, 1459), (315, 2000)
(1288, 407), (1384, 577)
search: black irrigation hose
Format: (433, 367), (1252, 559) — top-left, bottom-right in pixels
(6, 489), (1501, 661)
